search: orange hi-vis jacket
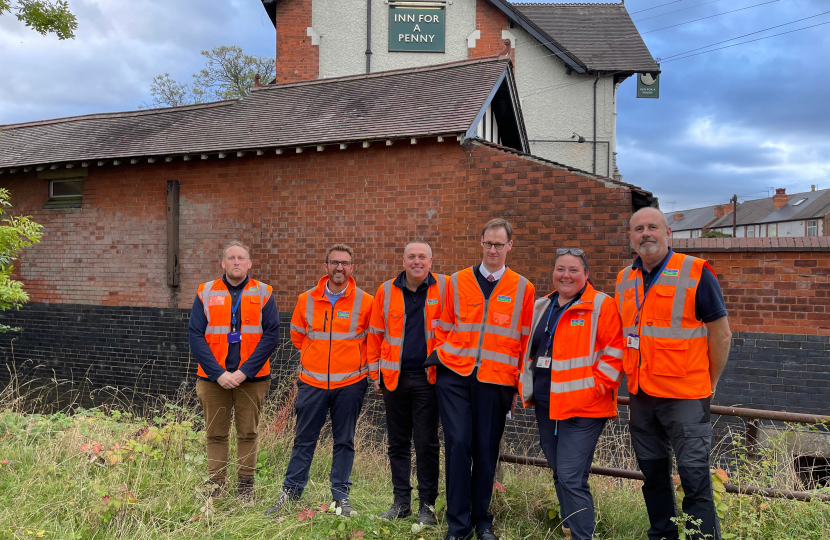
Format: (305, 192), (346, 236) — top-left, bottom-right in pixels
(434, 266), (535, 387)
(615, 251), (713, 399)
(290, 276), (375, 390)
(367, 272), (449, 391)
(519, 283), (625, 420)
(196, 278), (274, 379)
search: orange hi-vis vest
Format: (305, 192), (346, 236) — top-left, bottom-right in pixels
(196, 278), (273, 379)
(367, 273), (449, 391)
(615, 251), (712, 399)
(435, 266), (535, 387)
(519, 283), (625, 420)
(290, 276), (375, 390)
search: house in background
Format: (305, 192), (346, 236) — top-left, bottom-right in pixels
(709, 187), (830, 238)
(665, 203), (734, 238)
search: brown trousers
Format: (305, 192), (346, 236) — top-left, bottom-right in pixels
(196, 378), (271, 482)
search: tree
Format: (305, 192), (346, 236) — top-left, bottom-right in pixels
(701, 230), (732, 238)
(143, 46), (276, 109)
(0, 0), (77, 39)
(0, 189), (43, 332)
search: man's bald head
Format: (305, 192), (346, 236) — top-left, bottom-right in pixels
(628, 206), (671, 267)
(629, 207), (668, 231)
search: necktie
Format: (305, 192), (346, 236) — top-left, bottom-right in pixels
(487, 275), (495, 282)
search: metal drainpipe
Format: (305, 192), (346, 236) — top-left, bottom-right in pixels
(592, 72), (599, 174)
(366, 0), (372, 73)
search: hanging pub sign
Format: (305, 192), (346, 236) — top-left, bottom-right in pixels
(637, 66), (660, 98)
(388, 3), (445, 53)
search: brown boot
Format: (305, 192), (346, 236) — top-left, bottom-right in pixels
(237, 475), (255, 503)
(562, 526), (572, 540)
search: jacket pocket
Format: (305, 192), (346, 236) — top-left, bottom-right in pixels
(651, 339), (689, 377)
(652, 286), (675, 321)
(461, 297), (483, 323)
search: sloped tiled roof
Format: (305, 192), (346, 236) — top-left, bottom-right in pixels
(0, 58), (514, 169)
(664, 204), (723, 232)
(709, 189), (830, 228)
(512, 2), (659, 72)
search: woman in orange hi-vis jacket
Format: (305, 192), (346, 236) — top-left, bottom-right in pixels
(519, 248), (624, 540)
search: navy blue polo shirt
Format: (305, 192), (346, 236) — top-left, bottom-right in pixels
(633, 249), (728, 323)
(393, 271), (436, 374)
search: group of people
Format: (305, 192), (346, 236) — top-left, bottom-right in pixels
(188, 208), (732, 540)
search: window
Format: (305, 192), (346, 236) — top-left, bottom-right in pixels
(46, 178), (83, 208)
(746, 225), (755, 237)
(768, 223), (777, 237)
(793, 198), (807, 206)
(807, 220), (818, 237)
(691, 230), (699, 238)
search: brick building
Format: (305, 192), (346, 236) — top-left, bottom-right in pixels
(0, 58), (652, 399)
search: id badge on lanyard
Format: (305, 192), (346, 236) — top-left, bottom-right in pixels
(227, 289), (244, 344)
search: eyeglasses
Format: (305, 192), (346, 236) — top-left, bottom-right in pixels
(482, 241), (508, 250)
(556, 248), (584, 256)
(328, 260), (352, 268)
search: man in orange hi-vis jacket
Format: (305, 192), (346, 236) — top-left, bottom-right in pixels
(429, 218), (535, 540)
(368, 240), (448, 526)
(265, 243), (374, 518)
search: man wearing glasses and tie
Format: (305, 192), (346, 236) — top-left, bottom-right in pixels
(430, 219), (536, 540)
(265, 244), (375, 517)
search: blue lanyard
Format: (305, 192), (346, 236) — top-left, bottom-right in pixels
(633, 254), (671, 326)
(543, 295), (579, 355)
(230, 288), (244, 331)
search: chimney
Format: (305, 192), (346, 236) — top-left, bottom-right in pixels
(713, 203), (734, 219)
(673, 213), (684, 222)
(812, 185), (816, 191)
(773, 188), (788, 210)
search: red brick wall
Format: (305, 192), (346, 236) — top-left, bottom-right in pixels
(275, 0), (318, 83)
(2, 141), (635, 311)
(673, 238), (830, 335)
(470, 0), (514, 62)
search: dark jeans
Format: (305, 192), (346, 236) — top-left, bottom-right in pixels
(436, 365), (515, 537)
(629, 391), (720, 540)
(382, 371), (440, 505)
(535, 403), (606, 540)
(283, 379), (368, 501)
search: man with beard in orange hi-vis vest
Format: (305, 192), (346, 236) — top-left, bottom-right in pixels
(615, 207), (732, 540)
(189, 241), (280, 503)
(368, 240), (448, 526)
(265, 244), (374, 519)
(428, 218), (535, 540)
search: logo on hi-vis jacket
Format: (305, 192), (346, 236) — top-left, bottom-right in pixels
(336, 311), (350, 319)
(661, 269), (679, 277)
(249, 284), (259, 291)
(571, 319), (585, 326)
(496, 295), (512, 303)
(427, 299), (438, 305)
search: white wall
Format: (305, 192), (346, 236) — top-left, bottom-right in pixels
(308, 0), (620, 176)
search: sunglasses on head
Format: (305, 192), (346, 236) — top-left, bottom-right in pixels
(556, 248), (584, 256)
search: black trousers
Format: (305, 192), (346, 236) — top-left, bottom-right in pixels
(381, 370), (440, 505)
(629, 391), (720, 540)
(436, 365), (515, 537)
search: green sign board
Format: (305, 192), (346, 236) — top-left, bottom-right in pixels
(637, 70), (660, 99)
(388, 5), (445, 53)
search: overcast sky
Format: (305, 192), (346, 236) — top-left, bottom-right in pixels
(1, 0), (828, 211)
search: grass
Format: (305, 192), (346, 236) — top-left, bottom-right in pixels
(0, 378), (829, 539)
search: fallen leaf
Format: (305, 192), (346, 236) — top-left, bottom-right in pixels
(493, 482), (506, 493)
(0, 459), (7, 464)
(93, 444), (102, 454)
(79, 444), (92, 452)
(319, 504), (329, 511)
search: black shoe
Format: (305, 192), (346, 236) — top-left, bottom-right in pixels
(476, 529), (498, 540)
(236, 476), (255, 503)
(334, 497), (356, 517)
(442, 532), (473, 540)
(416, 501), (437, 525)
(379, 501), (412, 520)
(264, 488), (297, 516)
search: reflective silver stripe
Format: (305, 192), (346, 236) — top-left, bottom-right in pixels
(615, 267), (633, 312)
(205, 326), (230, 334)
(425, 331), (435, 340)
(349, 289), (365, 335)
(302, 367), (367, 382)
(380, 359), (398, 371)
(438, 343), (479, 358)
(200, 280), (214, 323)
(482, 323), (521, 340)
(522, 325), (531, 336)
(305, 289), (315, 334)
(436, 320), (454, 331)
(385, 335), (404, 346)
(382, 280), (392, 325)
(307, 330), (368, 341)
(597, 360), (622, 382)
(290, 324), (307, 335)
(451, 272), (461, 321)
(671, 256), (697, 329)
(510, 276), (528, 336)
(369, 326), (384, 335)
(454, 322), (479, 332)
(641, 325), (708, 339)
(551, 376), (595, 394)
(589, 293), (605, 365)
(604, 346), (623, 359)
(242, 289), (261, 297)
(368, 361), (379, 372)
(551, 355), (594, 371)
(623, 326), (636, 336)
(242, 325), (262, 333)
(436, 274), (447, 313)
(480, 348), (519, 367)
